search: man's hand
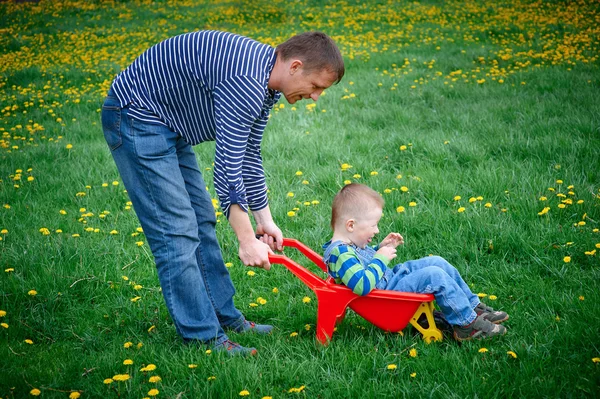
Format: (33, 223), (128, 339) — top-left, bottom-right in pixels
(379, 233), (404, 249)
(376, 245), (397, 262)
(255, 220), (283, 252)
(239, 238), (274, 270)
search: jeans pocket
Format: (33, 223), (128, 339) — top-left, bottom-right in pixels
(102, 97), (122, 151)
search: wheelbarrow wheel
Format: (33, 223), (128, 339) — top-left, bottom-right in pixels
(423, 330), (443, 343)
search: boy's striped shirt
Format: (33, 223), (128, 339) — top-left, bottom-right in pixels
(110, 30), (280, 217)
(326, 244), (389, 296)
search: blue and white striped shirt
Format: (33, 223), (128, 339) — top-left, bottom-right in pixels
(110, 30), (281, 217)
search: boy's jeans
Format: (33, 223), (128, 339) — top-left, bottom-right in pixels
(101, 91), (244, 344)
(353, 247), (479, 326)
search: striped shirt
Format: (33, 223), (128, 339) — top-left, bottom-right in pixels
(322, 241), (390, 296)
(110, 30), (281, 217)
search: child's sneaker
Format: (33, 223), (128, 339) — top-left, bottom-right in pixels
(475, 302), (509, 324)
(453, 314), (507, 341)
(230, 320), (274, 335)
(212, 339), (258, 357)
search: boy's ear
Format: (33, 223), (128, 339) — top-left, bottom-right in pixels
(345, 219), (355, 232)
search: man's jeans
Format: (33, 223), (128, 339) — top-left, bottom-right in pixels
(376, 254), (479, 326)
(101, 91), (244, 344)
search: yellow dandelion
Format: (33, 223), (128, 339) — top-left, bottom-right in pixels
(410, 372), (417, 378)
(247, 271), (256, 277)
(302, 296), (311, 303)
(288, 386), (306, 393)
(28, 290), (38, 296)
(207, 376), (216, 380)
(24, 339), (34, 344)
(112, 374), (130, 381)
(103, 378), (114, 384)
(123, 359), (133, 365)
(400, 186), (409, 192)
(396, 206), (405, 213)
(1, 323), (8, 328)
(239, 390), (250, 396)
(409, 202), (417, 207)
(409, 348), (417, 358)
(30, 388), (41, 396)
(290, 332), (298, 337)
(287, 211), (296, 217)
(69, 392), (81, 399)
(0, 310), (6, 317)
(272, 287), (279, 294)
(592, 357), (600, 363)
(295, 171), (303, 176)
(563, 256), (571, 263)
(457, 207), (466, 213)
(188, 364), (198, 369)
(387, 364), (397, 370)
(488, 295), (497, 300)
(478, 348), (488, 353)
(507, 351), (517, 359)
(370, 171), (378, 176)
(148, 389), (159, 396)
(579, 296), (585, 301)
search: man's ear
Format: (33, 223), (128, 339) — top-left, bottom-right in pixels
(345, 219), (355, 232)
(289, 59), (303, 75)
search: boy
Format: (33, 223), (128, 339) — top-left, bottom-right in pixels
(322, 183), (508, 341)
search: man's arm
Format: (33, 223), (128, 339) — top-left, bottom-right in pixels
(229, 204), (273, 269)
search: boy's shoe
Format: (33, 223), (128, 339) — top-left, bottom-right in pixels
(229, 320), (274, 335)
(212, 339), (258, 357)
(475, 303), (509, 324)
(453, 314), (507, 341)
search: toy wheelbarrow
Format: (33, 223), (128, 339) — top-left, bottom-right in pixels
(268, 238), (443, 345)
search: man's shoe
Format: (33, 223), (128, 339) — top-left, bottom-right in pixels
(212, 339), (258, 357)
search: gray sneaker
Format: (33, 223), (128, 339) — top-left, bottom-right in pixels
(453, 314), (507, 341)
(475, 302), (509, 324)
(212, 339), (258, 357)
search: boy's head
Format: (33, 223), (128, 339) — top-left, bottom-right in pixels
(331, 183), (384, 248)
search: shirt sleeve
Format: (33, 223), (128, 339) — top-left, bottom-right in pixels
(213, 75), (266, 218)
(327, 245), (389, 296)
(242, 115), (269, 212)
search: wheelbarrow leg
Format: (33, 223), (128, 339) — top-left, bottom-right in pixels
(315, 290), (354, 345)
(409, 302), (443, 343)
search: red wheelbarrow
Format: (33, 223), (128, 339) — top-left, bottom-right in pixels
(268, 238), (443, 345)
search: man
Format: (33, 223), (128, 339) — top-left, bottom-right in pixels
(101, 30), (344, 355)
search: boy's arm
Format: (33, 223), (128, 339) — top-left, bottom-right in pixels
(328, 245), (390, 296)
(379, 233), (404, 249)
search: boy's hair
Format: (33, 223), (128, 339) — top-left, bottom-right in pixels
(331, 183), (384, 230)
(276, 32), (345, 84)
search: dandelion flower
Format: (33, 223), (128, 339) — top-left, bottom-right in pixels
(141, 364), (157, 372)
(387, 364), (397, 370)
(488, 295), (497, 300)
(124, 341), (133, 348)
(302, 296), (311, 303)
(478, 348), (488, 353)
(148, 389), (159, 396)
(410, 372), (417, 378)
(399, 145), (407, 151)
(69, 392), (81, 399)
(103, 378), (114, 384)
(24, 339), (33, 344)
(370, 171), (378, 176)
(287, 211), (296, 217)
(30, 388), (41, 396)
(409, 202), (417, 207)
(28, 290), (38, 296)
(247, 271), (256, 277)
(1, 323), (8, 328)
(123, 359), (133, 365)
(290, 332), (298, 337)
(295, 171), (303, 176)
(409, 348), (418, 358)
(207, 375), (216, 380)
(288, 386), (305, 393)
(400, 186), (409, 192)
(457, 207), (465, 213)
(287, 192), (294, 198)
(188, 364), (198, 369)
(563, 256), (571, 263)
(239, 390), (250, 396)
(507, 351), (517, 359)
(396, 206), (405, 213)
(205, 349), (212, 354)
(579, 296), (585, 301)
(272, 287), (279, 294)
(592, 357), (600, 363)
(112, 374), (130, 381)
(0, 310), (6, 317)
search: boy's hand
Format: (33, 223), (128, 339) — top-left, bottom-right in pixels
(376, 245), (397, 262)
(379, 233), (404, 249)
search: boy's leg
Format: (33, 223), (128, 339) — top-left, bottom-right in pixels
(102, 101), (229, 345)
(384, 265), (476, 326)
(392, 256), (479, 309)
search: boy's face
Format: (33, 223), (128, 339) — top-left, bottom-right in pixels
(347, 206), (382, 249)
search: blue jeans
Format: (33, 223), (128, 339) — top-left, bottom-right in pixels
(376, 254), (479, 326)
(101, 91), (245, 345)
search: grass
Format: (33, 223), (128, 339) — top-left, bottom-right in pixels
(1, 0), (599, 397)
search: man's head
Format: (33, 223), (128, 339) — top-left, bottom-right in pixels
(331, 184), (384, 248)
(270, 32), (344, 104)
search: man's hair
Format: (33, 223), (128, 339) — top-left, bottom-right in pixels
(331, 183), (384, 230)
(276, 31), (344, 84)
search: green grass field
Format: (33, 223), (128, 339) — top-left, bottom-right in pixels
(1, 0), (599, 397)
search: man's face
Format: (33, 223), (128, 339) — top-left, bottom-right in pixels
(281, 63), (338, 104)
